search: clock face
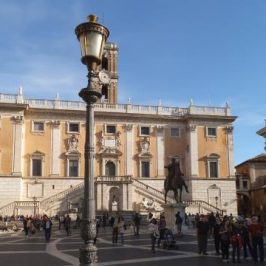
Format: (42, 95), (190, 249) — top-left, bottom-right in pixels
(99, 70), (111, 85)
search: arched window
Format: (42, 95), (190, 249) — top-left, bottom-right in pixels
(106, 161), (115, 176)
(102, 57), (108, 70)
(102, 85), (108, 101)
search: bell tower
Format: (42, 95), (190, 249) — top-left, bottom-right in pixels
(99, 42), (118, 104)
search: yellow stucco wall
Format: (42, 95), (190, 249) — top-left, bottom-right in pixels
(0, 106), (234, 180)
(198, 126), (228, 178)
(0, 117), (13, 174)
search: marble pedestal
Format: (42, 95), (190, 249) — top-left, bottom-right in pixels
(161, 203), (188, 231)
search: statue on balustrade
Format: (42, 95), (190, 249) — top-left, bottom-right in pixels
(164, 158), (189, 203)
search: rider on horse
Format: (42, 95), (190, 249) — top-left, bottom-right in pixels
(164, 158), (189, 203)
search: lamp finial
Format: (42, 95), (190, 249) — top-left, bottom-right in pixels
(87, 14), (98, 23)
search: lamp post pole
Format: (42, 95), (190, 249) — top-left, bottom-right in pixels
(75, 15), (109, 265)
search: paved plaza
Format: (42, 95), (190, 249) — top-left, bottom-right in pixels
(0, 225), (265, 266)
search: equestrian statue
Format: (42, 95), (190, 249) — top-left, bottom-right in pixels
(164, 158), (189, 203)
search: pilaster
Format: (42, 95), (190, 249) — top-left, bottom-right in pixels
(122, 183), (128, 210)
(225, 126), (235, 177)
(156, 126), (165, 177)
(11, 116), (24, 176)
(124, 124), (133, 176)
(187, 124), (199, 177)
(50, 121), (61, 176)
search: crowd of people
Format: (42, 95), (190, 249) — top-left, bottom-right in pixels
(1, 210), (265, 264)
(20, 214), (82, 241)
(195, 212), (264, 263)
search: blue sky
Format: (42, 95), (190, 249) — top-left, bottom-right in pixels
(0, 0), (265, 165)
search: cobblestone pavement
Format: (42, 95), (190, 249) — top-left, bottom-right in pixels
(0, 226), (265, 266)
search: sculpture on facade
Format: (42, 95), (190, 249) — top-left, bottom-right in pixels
(164, 158), (189, 203)
(68, 135), (79, 151)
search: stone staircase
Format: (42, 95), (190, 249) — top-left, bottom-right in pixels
(40, 182), (84, 215)
(0, 177), (224, 216)
(132, 178), (224, 215)
(132, 178), (173, 204)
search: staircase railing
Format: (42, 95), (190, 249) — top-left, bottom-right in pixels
(184, 200), (224, 215)
(40, 182), (84, 211)
(0, 201), (40, 216)
(132, 178), (173, 203)
(0, 202), (16, 216)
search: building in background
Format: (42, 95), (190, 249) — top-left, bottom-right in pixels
(235, 120), (266, 220)
(0, 43), (237, 217)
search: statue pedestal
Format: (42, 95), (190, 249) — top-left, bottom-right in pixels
(161, 203), (188, 232)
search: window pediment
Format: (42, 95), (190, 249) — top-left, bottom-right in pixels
(31, 150), (45, 158)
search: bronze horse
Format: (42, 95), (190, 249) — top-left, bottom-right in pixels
(164, 159), (189, 203)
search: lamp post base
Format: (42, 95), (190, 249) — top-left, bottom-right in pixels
(79, 217), (98, 265)
(79, 243), (98, 266)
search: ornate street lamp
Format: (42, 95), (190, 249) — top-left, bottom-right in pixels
(75, 15), (109, 265)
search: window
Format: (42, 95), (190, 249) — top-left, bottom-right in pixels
(68, 123), (79, 133)
(106, 125), (116, 134)
(242, 180), (248, 189)
(102, 85), (108, 102)
(236, 179), (240, 189)
(140, 126), (150, 136)
(106, 161), (116, 176)
(141, 161), (150, 177)
(207, 127), (217, 137)
(69, 160), (78, 177)
(32, 159), (42, 176)
(102, 57), (108, 70)
(209, 161), (218, 178)
(170, 128), (180, 137)
(33, 121), (44, 132)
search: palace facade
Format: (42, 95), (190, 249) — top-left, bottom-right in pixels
(0, 43), (238, 216)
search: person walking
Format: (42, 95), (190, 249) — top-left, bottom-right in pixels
(112, 213), (119, 244)
(220, 218), (231, 263)
(134, 213), (141, 236)
(231, 221), (242, 263)
(43, 215), (53, 241)
(196, 215), (209, 255)
(148, 218), (159, 252)
(175, 211), (183, 236)
(239, 219), (253, 259)
(213, 218), (221, 255)
(157, 214), (166, 248)
(64, 215), (71, 236)
(23, 217), (29, 238)
(118, 216), (126, 245)
(248, 216), (264, 263)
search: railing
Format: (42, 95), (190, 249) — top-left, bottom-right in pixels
(95, 176), (132, 183)
(189, 105), (231, 116)
(0, 201), (40, 216)
(40, 182), (84, 211)
(184, 200), (223, 215)
(0, 92), (231, 117)
(0, 202), (16, 216)
(132, 178), (173, 203)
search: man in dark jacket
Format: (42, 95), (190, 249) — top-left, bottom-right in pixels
(197, 215), (209, 255)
